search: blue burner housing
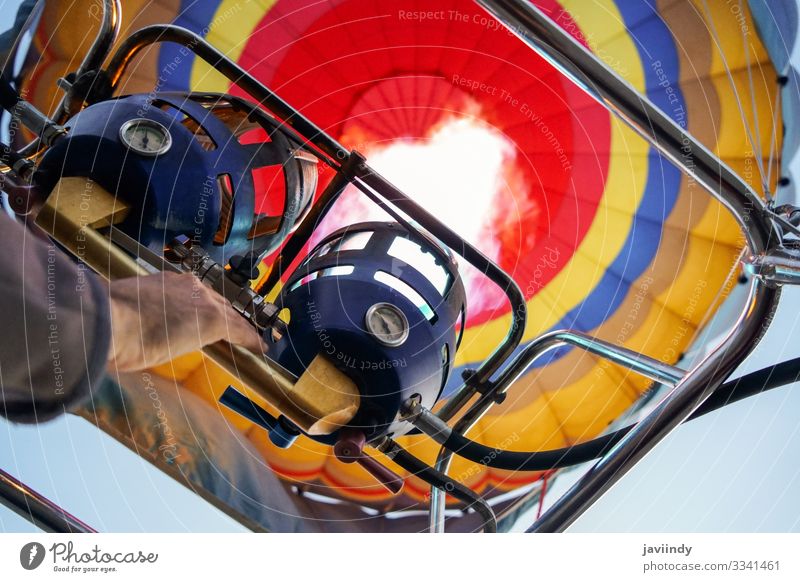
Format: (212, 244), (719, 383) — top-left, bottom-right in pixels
(36, 92), (316, 264)
(269, 221), (466, 443)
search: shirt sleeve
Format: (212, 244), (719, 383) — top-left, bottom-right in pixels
(0, 211), (111, 423)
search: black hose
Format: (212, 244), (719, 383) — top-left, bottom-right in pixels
(0, 78), (28, 170)
(695, 356), (800, 415)
(0, 76), (20, 111)
(383, 441), (497, 533)
(0, 140), (24, 170)
(437, 357), (800, 472)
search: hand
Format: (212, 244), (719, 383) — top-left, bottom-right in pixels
(106, 271), (266, 372)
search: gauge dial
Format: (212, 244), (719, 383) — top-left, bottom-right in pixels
(365, 303), (409, 347)
(119, 118), (172, 156)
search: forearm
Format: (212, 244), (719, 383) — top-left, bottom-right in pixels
(0, 213), (110, 422)
(0, 211), (265, 423)
(105, 270), (266, 373)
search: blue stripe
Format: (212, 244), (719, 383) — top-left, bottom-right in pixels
(149, 0), (688, 397)
(156, 0), (220, 91)
(445, 0), (687, 396)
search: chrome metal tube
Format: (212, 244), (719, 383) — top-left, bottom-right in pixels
(104, 25), (346, 165)
(475, 0), (778, 255)
(16, 0), (121, 159)
(469, 0), (782, 533)
(0, 467), (94, 532)
(53, 0), (121, 122)
(529, 280), (778, 531)
(429, 330), (685, 531)
(499, 331), (684, 388)
(379, 438), (497, 533)
(104, 24), (529, 416)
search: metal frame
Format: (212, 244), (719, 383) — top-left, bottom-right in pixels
(101, 24), (531, 530)
(103, 25), (530, 393)
(0, 468), (94, 532)
(473, 0), (783, 533)
(0, 0), (122, 532)
(427, 328), (688, 531)
(99, 18), (786, 533)
(54, 0), (121, 123)
(0, 0), (790, 533)
(15, 0), (121, 160)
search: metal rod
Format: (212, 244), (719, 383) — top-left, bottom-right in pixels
(353, 169), (527, 387)
(256, 153), (359, 297)
(0, 467), (94, 533)
(17, 0), (121, 158)
(499, 331), (684, 387)
(475, 0), (778, 255)
(529, 281), (778, 531)
(379, 438), (497, 533)
(104, 25), (529, 407)
(471, 0), (782, 532)
(104, 25), (346, 165)
(55, 0), (121, 122)
(428, 330), (684, 531)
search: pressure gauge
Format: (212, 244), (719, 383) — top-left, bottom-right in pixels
(365, 303), (409, 347)
(119, 118), (172, 156)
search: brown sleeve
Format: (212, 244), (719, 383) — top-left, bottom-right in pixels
(0, 211), (111, 422)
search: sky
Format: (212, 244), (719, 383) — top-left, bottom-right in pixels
(532, 284), (800, 532)
(2, 0), (800, 533)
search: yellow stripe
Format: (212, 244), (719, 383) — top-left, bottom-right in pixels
(184, 0), (651, 369)
(456, 0), (648, 366)
(685, 0), (779, 188)
(688, 0), (770, 78)
(188, 0), (278, 92)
